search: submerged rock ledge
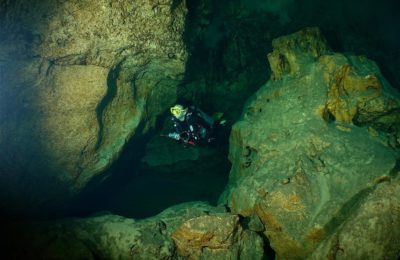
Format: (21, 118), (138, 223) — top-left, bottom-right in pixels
(4, 202), (265, 259)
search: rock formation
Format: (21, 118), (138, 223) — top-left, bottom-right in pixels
(0, 0), (187, 216)
(3, 202), (265, 259)
(172, 214), (264, 259)
(220, 27), (400, 258)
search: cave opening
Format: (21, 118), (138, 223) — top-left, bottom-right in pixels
(72, 111), (232, 219)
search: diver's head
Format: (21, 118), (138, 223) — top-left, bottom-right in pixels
(170, 104), (187, 121)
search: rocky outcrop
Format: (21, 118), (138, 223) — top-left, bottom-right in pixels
(220, 27), (400, 258)
(268, 27), (330, 80)
(172, 214), (264, 259)
(0, 0), (187, 216)
(3, 202), (265, 259)
(322, 57), (400, 132)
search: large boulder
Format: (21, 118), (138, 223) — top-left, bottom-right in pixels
(0, 0), (187, 216)
(172, 214), (264, 259)
(220, 27), (400, 258)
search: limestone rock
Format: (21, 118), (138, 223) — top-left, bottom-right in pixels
(3, 201), (264, 259)
(310, 176), (400, 259)
(3, 202), (213, 259)
(267, 27), (331, 80)
(172, 215), (242, 256)
(172, 214), (264, 259)
(0, 61), (109, 215)
(0, 0), (187, 216)
(1, 0), (187, 67)
(220, 27), (400, 258)
(321, 56), (400, 129)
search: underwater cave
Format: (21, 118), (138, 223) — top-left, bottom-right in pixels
(72, 108), (233, 219)
(1, 0), (400, 259)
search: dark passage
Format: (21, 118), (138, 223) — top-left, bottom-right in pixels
(73, 115), (232, 219)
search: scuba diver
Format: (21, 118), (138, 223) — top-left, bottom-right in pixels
(166, 104), (225, 146)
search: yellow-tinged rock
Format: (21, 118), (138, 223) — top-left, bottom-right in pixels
(268, 27), (331, 80)
(39, 65), (108, 179)
(171, 214), (242, 259)
(325, 63), (383, 123)
(255, 202), (310, 259)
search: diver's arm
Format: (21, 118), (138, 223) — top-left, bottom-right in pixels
(168, 132), (181, 140)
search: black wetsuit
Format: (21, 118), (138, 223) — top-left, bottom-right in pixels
(170, 106), (214, 145)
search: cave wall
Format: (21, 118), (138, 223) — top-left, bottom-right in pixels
(0, 0), (187, 217)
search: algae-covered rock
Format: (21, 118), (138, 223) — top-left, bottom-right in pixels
(220, 27), (400, 258)
(3, 201), (265, 259)
(172, 214), (264, 260)
(0, 0), (187, 216)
